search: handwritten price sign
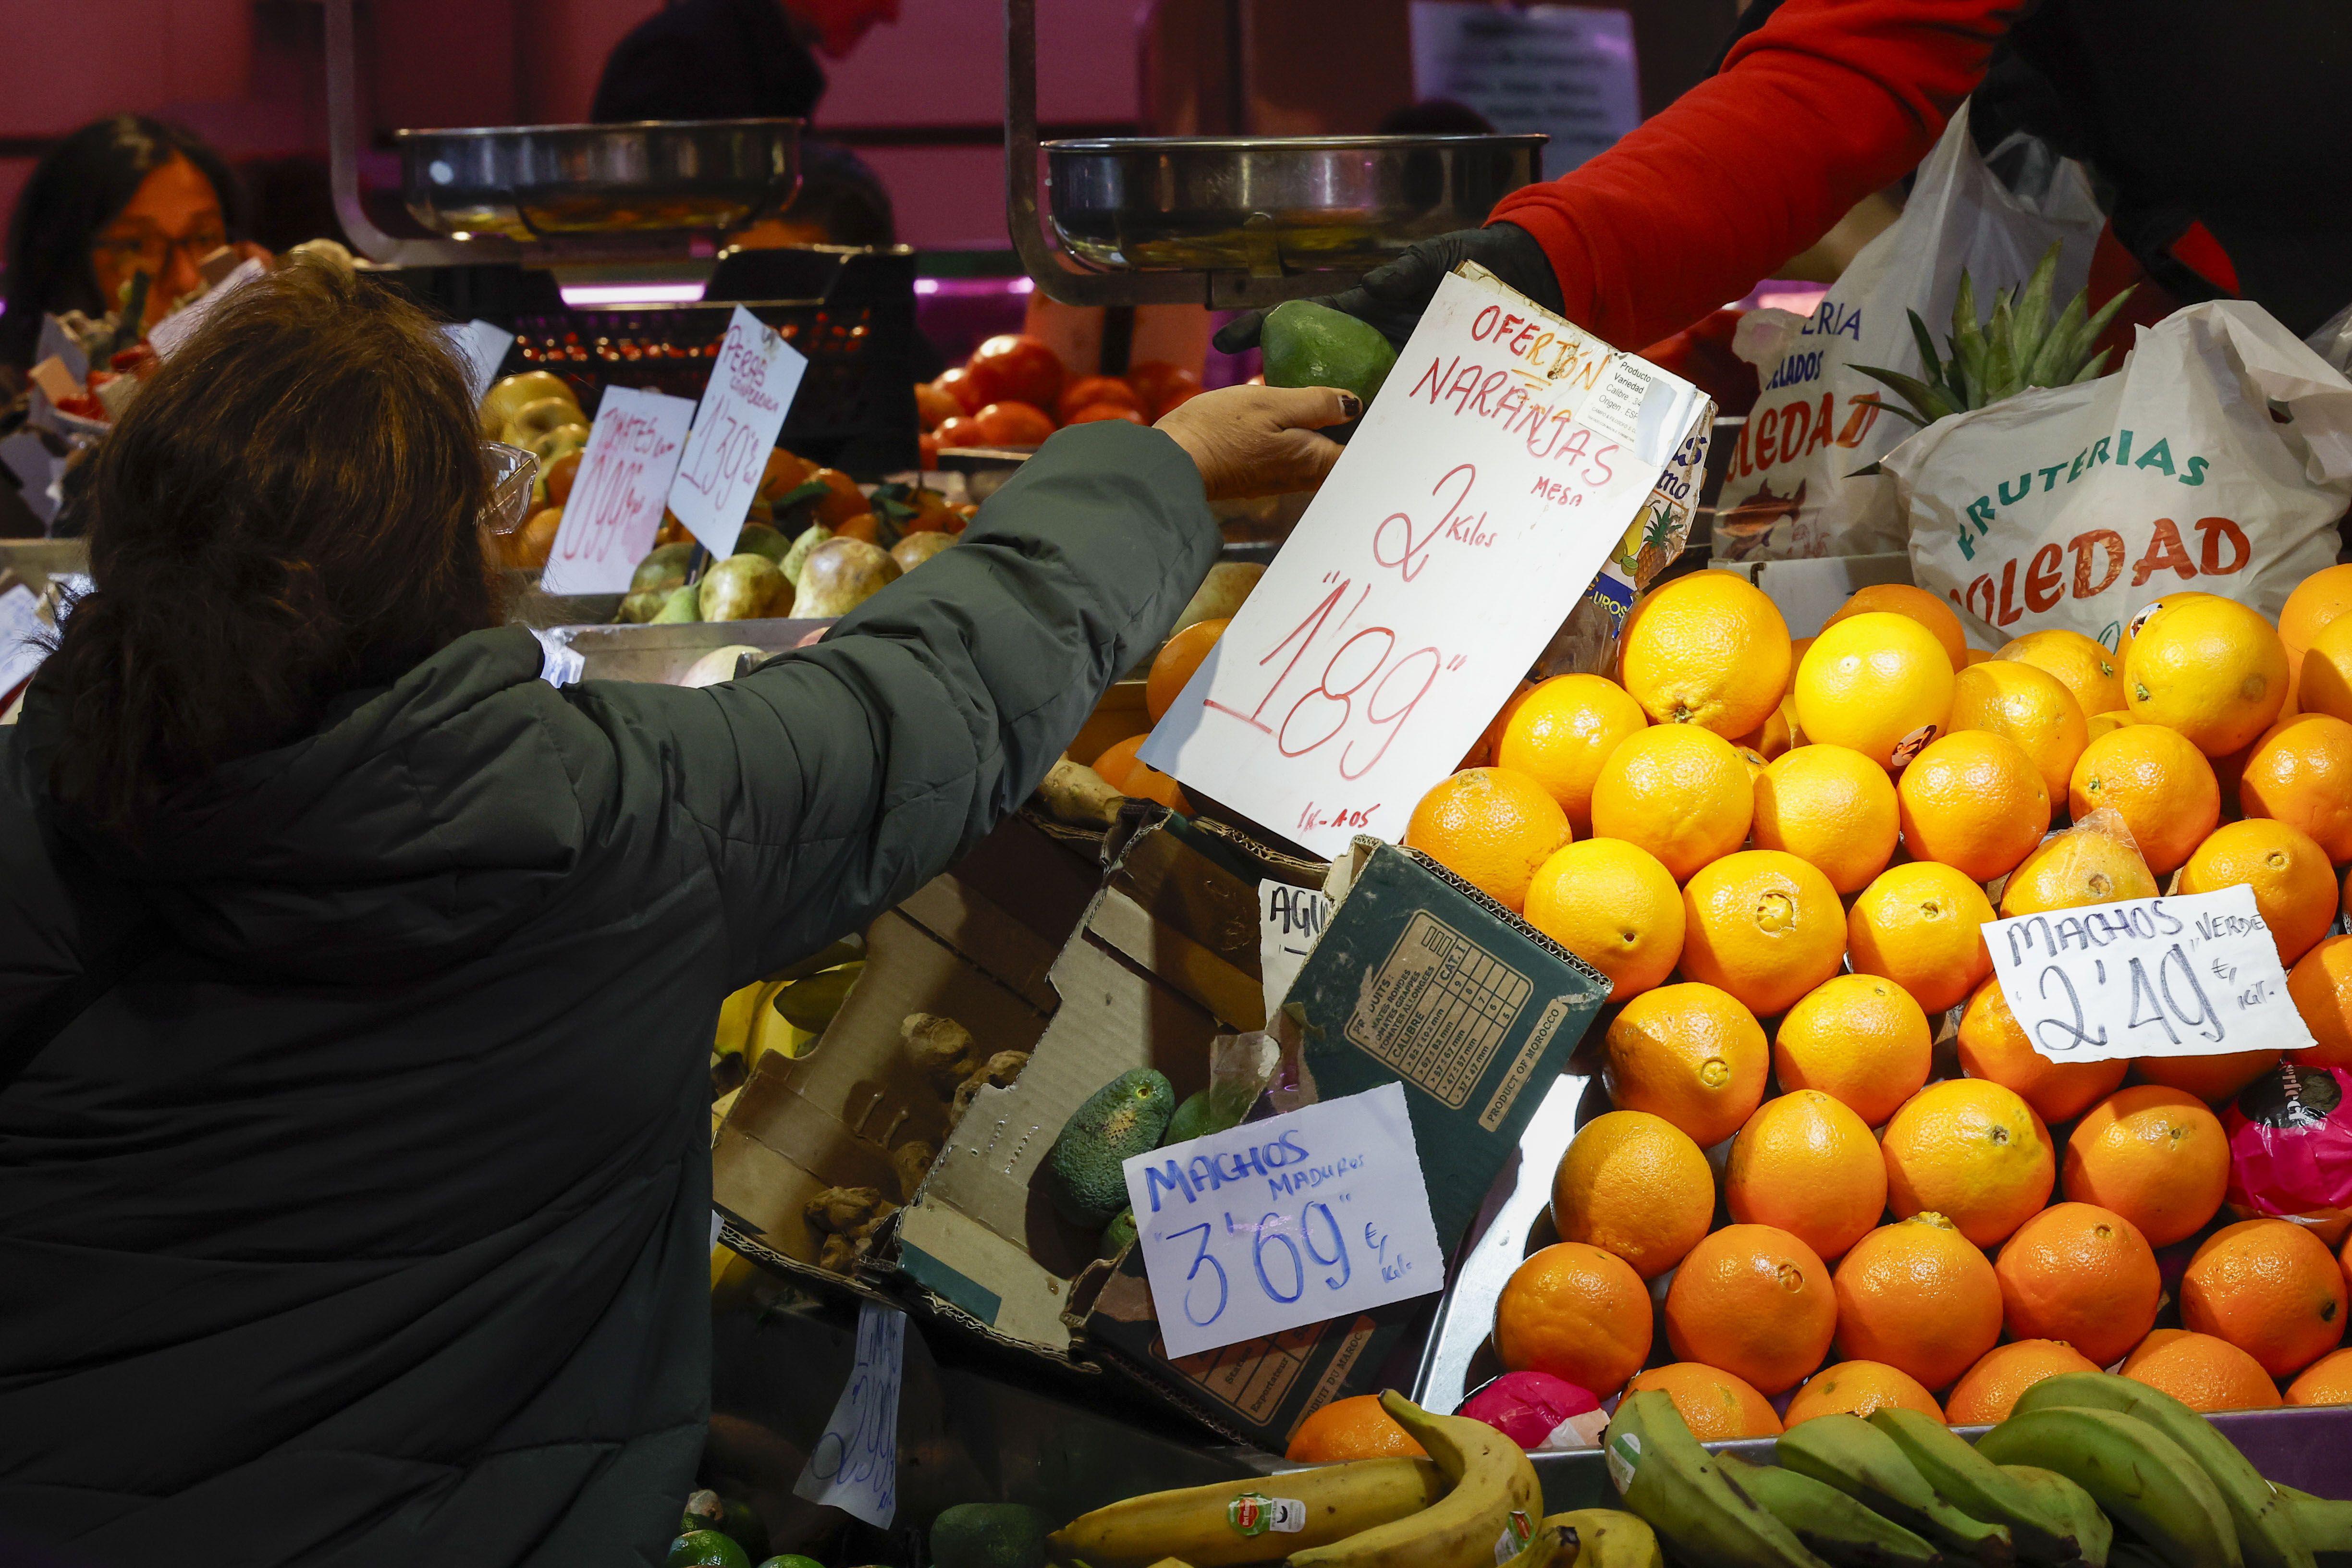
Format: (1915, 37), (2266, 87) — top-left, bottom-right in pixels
(666, 305), (808, 559)
(1141, 268), (1710, 856)
(791, 1300), (904, 1528)
(1124, 1081), (1444, 1358)
(1984, 885), (2316, 1065)
(539, 385), (696, 595)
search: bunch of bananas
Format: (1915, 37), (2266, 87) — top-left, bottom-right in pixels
(1610, 1372), (2352, 1568)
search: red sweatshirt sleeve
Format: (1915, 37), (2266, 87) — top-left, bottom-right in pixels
(1488, 0), (2026, 350)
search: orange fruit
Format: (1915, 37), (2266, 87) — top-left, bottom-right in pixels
(2064, 1086), (2230, 1247)
(1944, 1340), (2103, 1424)
(1285, 1393), (1427, 1461)
(2000, 821), (2159, 918)
(1092, 733), (1147, 787)
(2292, 936), (2352, 1070)
(1604, 982), (1769, 1148)
(1752, 744), (1900, 894)
(2084, 710), (2137, 743)
(1833, 1213), (2005, 1390)
(1848, 862), (1997, 1015)
(1588, 726), (1754, 882)
(1726, 1090), (1888, 1262)
(1825, 584), (1970, 672)
(1493, 1242), (1653, 1393)
(1881, 1079), (2056, 1247)
(1146, 617), (1227, 723)
(1403, 767), (1573, 913)
(2286, 1346), (2352, 1406)
(1665, 1223), (1838, 1395)
(1678, 850), (1848, 1016)
(1120, 760), (1191, 813)
(2117, 591), (2219, 670)
(2132, 1051), (2284, 1104)
(2182, 1218), (2349, 1377)
(2301, 614), (2352, 725)
(1897, 731), (2050, 881)
(1735, 744), (1770, 781)
(2126, 594), (2292, 755)
(1794, 612), (1957, 770)
(2281, 564), (2352, 659)
(1782, 1361), (1944, 1426)
(2122, 1329), (2283, 1412)
(2180, 819), (2339, 967)
(1460, 679), (1539, 770)
(1734, 703), (1793, 761)
(1524, 839), (1684, 1001)
(1496, 674), (1648, 831)
(2067, 724), (2222, 876)
(1774, 974), (1933, 1127)
(2000, 627), (2128, 718)
(1994, 1201), (2161, 1366)
(1551, 1110), (1714, 1279)
(2240, 713), (2352, 863)
(1956, 976), (2128, 1124)
(1619, 570), (1792, 736)
(1624, 1363), (1784, 1440)
(1949, 659), (2088, 805)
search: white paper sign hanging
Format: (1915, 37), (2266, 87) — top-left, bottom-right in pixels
(442, 319), (514, 403)
(539, 385), (697, 596)
(1260, 880), (1332, 1019)
(667, 305), (808, 560)
(147, 257), (266, 360)
(0, 585), (49, 698)
(1984, 885), (2316, 1065)
(792, 1300), (905, 1528)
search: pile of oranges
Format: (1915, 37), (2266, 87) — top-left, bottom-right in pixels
(1397, 563), (2352, 1440)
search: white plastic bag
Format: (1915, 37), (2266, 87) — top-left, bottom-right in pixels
(1714, 103), (2106, 561)
(1894, 300), (2352, 647)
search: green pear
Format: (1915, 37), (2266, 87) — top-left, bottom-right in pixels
(698, 553), (788, 621)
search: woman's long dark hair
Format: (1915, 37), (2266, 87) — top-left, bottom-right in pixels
(42, 259), (502, 838)
(1, 114), (245, 368)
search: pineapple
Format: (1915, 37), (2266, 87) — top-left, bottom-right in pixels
(1631, 500), (1680, 584)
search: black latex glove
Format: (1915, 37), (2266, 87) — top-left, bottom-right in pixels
(1213, 221), (1567, 355)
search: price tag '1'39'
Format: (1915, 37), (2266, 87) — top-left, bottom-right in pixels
(666, 304), (808, 559)
(539, 385), (697, 596)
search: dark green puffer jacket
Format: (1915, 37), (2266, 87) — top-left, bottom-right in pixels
(0, 423), (1214, 1565)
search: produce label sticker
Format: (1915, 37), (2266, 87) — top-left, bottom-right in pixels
(792, 1300), (903, 1529)
(539, 384), (697, 596)
(147, 256), (265, 360)
(1140, 267), (1707, 856)
(1984, 885), (2316, 1065)
(1260, 880), (1333, 1018)
(442, 319), (514, 403)
(666, 305), (808, 560)
(1123, 1080), (1444, 1359)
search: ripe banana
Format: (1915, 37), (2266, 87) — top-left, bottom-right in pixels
(1715, 1451), (1945, 1567)
(1500, 1523), (1577, 1568)
(2000, 1466), (2113, 1568)
(1973, 1407), (2241, 1568)
(1285, 1392), (1542, 1568)
(1545, 1509), (1663, 1568)
(2009, 1372), (2311, 1568)
(1776, 1413), (2014, 1563)
(1602, 1390), (1830, 1568)
(1871, 1407), (2081, 1563)
(1045, 1456), (1443, 1568)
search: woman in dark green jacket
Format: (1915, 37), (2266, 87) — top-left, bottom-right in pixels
(0, 260), (1349, 1566)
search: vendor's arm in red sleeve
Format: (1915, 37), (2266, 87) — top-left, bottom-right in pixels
(1490, 0), (2026, 349)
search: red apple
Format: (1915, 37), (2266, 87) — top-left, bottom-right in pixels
(966, 334), (1066, 410)
(973, 400), (1057, 446)
(1056, 374), (1141, 423)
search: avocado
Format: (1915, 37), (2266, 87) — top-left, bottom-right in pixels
(1262, 299), (1399, 405)
(668, 1530), (749, 1568)
(651, 583), (701, 623)
(1046, 1068), (1174, 1227)
(735, 523), (792, 567)
(1098, 1208), (1138, 1260)
(930, 1502), (1052, 1568)
(1161, 1088), (1239, 1147)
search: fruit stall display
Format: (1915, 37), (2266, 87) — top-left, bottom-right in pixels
(916, 333), (1206, 468)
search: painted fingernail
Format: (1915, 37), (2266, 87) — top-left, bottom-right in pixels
(1338, 392), (1363, 420)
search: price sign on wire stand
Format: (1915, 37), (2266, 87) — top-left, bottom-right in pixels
(1984, 885), (2316, 1065)
(539, 385), (697, 596)
(666, 305), (808, 559)
(1140, 267), (1711, 857)
(792, 1300), (905, 1529)
(1123, 1081), (1445, 1359)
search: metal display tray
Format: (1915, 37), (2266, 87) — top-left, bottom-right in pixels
(396, 118), (801, 242)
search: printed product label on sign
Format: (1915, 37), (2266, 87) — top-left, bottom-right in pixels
(1123, 1081), (1445, 1359)
(1139, 268), (1706, 856)
(667, 304), (808, 559)
(1984, 885), (2315, 1065)
(1346, 911), (1531, 1110)
(1261, 880), (1333, 1018)
(792, 1300), (903, 1528)
(539, 385), (697, 596)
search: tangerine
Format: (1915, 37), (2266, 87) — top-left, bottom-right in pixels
(1793, 612), (1957, 770)
(1285, 1393), (1427, 1461)
(2291, 936), (2352, 1070)
(1782, 1361), (1945, 1426)
(1752, 744), (1901, 894)
(1949, 659), (2088, 805)
(1956, 976), (2128, 1124)
(1833, 1213), (2005, 1390)
(1848, 862), (1997, 1015)
(1999, 628), (2128, 718)
(1551, 1110), (1715, 1279)
(1994, 1201), (2161, 1367)
(1092, 733), (1148, 787)
(1404, 767), (1573, 913)
(2180, 818), (2340, 967)
(1624, 1363), (1784, 1440)
(1146, 618), (1227, 723)
(1774, 974), (1933, 1127)
(1725, 1090), (1888, 1262)
(1619, 571), (1793, 737)
(1588, 726), (1755, 882)
(2126, 594), (2291, 755)
(2121, 1329), (2283, 1412)
(1497, 674), (1648, 831)
(2239, 714), (2352, 863)
(1897, 730), (2051, 882)
(1679, 850), (1848, 1016)
(1604, 982), (1770, 1148)
(1524, 839), (1685, 1001)
(2067, 723), (2222, 876)
(1881, 1079), (2056, 1247)
(1665, 1224), (1838, 1395)
(2286, 1347), (2352, 1407)
(1824, 584), (1970, 672)
(2063, 1086), (2230, 1247)
(1943, 1340), (2103, 1424)
(2181, 1218), (2349, 1377)
(1493, 1242), (1653, 1394)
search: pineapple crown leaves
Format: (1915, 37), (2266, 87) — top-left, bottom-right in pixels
(1852, 241), (2134, 427)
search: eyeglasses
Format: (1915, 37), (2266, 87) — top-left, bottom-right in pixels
(92, 223), (230, 279)
(481, 442), (540, 535)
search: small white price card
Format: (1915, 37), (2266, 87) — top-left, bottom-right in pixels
(147, 256), (265, 360)
(666, 305), (808, 559)
(539, 385), (697, 596)
(1260, 880), (1332, 1018)
(1985, 885), (2316, 1065)
(442, 319), (514, 403)
(1140, 268), (1708, 855)
(1124, 1081), (1444, 1358)
(792, 1300), (904, 1528)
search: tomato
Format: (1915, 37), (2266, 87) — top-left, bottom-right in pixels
(934, 366), (986, 416)
(1126, 360), (1204, 419)
(914, 381), (963, 430)
(974, 401), (1058, 445)
(965, 334), (1066, 411)
(1064, 403), (1144, 425)
(918, 429), (941, 469)
(937, 415), (984, 448)
(1056, 374), (1141, 423)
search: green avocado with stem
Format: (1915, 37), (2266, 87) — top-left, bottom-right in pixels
(1045, 1068), (1174, 1227)
(1261, 299), (1399, 406)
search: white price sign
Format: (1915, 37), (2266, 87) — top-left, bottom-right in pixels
(792, 1300), (904, 1528)
(1985, 885), (2316, 1065)
(1140, 269), (1708, 856)
(147, 256), (265, 360)
(442, 319), (514, 403)
(666, 305), (808, 559)
(1260, 880), (1332, 1018)
(539, 385), (696, 596)
(1124, 1081), (1445, 1359)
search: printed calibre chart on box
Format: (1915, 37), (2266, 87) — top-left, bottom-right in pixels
(1141, 268), (1710, 858)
